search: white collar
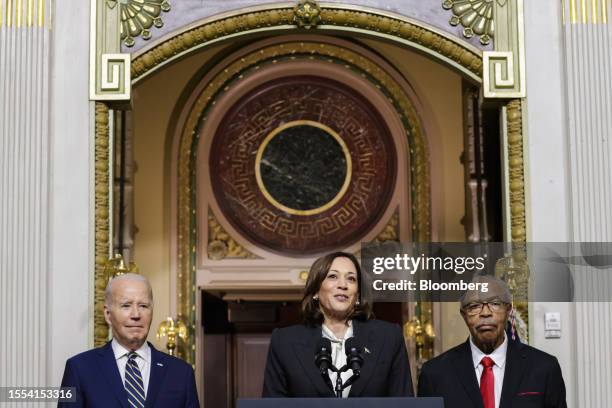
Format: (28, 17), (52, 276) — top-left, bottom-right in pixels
(322, 320), (353, 342)
(469, 333), (508, 369)
(111, 338), (151, 364)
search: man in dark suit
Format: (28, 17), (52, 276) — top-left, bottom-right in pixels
(418, 276), (566, 408)
(59, 273), (199, 407)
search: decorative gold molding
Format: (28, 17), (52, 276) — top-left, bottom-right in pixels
(130, 6), (483, 83)
(293, 0), (321, 28)
(94, 102), (111, 346)
(207, 210), (258, 260)
(374, 210), (400, 242)
(442, 0), (496, 45)
(107, 0), (171, 47)
(506, 99), (526, 243)
(506, 98), (528, 340)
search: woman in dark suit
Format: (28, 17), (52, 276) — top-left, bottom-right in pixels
(262, 251), (413, 398)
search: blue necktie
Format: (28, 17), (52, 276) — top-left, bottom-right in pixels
(124, 352), (146, 408)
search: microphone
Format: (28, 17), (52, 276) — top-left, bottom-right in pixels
(315, 338), (334, 375)
(344, 337), (364, 375)
(315, 338), (335, 393)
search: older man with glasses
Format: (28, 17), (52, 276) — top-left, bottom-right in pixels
(418, 275), (567, 408)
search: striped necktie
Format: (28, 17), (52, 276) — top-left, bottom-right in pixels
(125, 352), (146, 408)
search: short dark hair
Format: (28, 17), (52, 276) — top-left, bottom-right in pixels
(301, 251), (373, 326)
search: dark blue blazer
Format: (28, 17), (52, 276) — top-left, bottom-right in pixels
(59, 341), (199, 408)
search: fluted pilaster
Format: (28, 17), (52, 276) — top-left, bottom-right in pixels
(563, 1), (612, 406)
(0, 0), (50, 389)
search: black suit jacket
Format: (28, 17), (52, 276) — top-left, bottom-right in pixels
(59, 341), (199, 407)
(262, 319), (414, 398)
(418, 339), (567, 408)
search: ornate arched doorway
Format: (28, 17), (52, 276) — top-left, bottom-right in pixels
(91, 1), (528, 404)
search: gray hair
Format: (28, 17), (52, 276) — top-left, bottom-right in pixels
(459, 274), (512, 307)
(104, 273), (153, 305)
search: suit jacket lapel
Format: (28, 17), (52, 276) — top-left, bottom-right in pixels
(499, 340), (528, 408)
(146, 343), (168, 408)
(347, 320), (383, 397)
(97, 342), (129, 408)
(292, 325), (335, 397)
(451, 340), (484, 408)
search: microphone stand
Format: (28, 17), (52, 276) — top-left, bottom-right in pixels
(315, 339), (363, 398)
(334, 365), (361, 398)
(335, 367), (343, 398)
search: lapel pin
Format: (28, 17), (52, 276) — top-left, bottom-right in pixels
(364, 347), (371, 354)
(157, 362), (164, 367)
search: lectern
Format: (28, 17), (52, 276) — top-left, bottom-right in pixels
(237, 397), (444, 408)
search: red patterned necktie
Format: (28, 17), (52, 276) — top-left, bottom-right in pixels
(480, 356), (495, 408)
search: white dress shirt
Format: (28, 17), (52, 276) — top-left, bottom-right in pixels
(322, 321), (354, 398)
(111, 339), (151, 397)
(470, 334), (508, 408)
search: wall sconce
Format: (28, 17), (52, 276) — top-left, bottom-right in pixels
(103, 253), (138, 280)
(157, 317), (188, 356)
(404, 313), (435, 369)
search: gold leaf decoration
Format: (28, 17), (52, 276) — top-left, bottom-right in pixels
(504, 98), (529, 340)
(507, 99), (526, 243)
(293, 0), (321, 29)
(208, 210), (258, 260)
(94, 102), (111, 347)
(442, 0), (495, 45)
(374, 211), (400, 242)
(108, 0), (171, 47)
(131, 8), (482, 81)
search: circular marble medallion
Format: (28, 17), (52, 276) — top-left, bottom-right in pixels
(209, 75), (397, 254)
(255, 120), (351, 215)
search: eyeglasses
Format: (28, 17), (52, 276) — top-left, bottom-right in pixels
(462, 299), (509, 316)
